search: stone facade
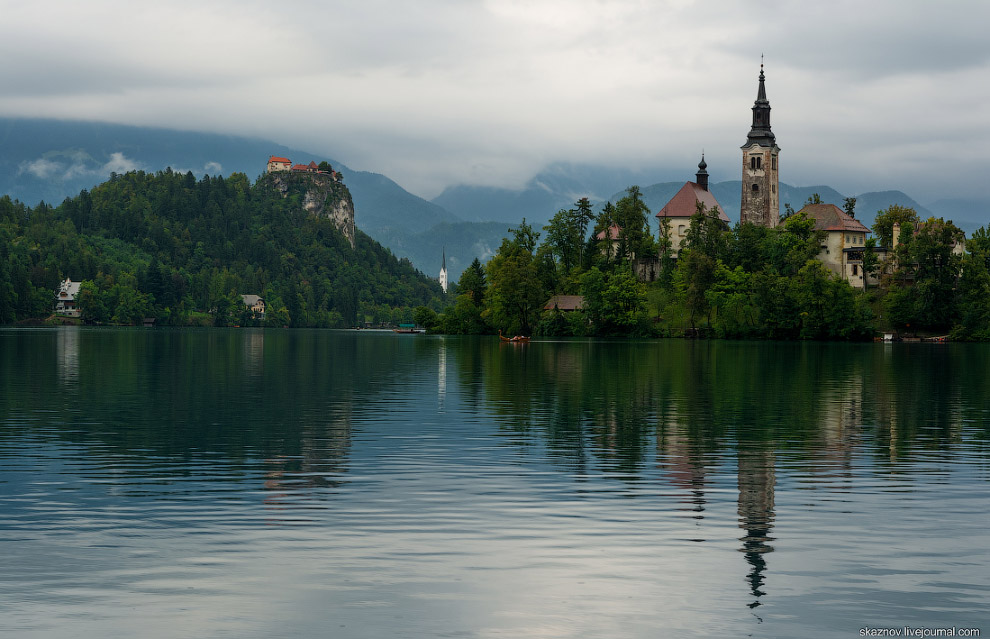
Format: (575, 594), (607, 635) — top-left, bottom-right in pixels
(799, 203), (875, 287)
(740, 67), (780, 228)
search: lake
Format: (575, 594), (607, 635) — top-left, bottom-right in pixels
(1, 327), (988, 638)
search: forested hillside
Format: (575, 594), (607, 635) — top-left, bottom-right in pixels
(0, 169), (442, 326)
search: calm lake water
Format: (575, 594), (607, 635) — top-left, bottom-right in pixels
(1, 327), (988, 638)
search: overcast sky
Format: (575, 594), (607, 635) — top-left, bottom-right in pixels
(1, 0), (988, 203)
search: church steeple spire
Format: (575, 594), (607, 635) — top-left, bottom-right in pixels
(695, 153), (709, 192)
(746, 63), (775, 148)
(739, 61), (780, 228)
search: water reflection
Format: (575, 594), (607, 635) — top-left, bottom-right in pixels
(2, 330), (989, 638)
(737, 448), (775, 611)
(243, 328), (264, 377)
(56, 326), (80, 385)
(438, 337), (447, 413)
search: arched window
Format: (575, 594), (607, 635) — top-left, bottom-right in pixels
(752, 184), (759, 193)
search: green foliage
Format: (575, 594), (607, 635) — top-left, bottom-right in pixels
(484, 235), (543, 335)
(0, 169), (441, 326)
(581, 267), (649, 336)
(881, 217), (965, 331)
(410, 186), (984, 342)
(873, 204), (920, 249)
(613, 186), (655, 259)
(439, 293), (489, 334)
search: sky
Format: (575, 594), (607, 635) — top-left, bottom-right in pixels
(1, 0), (989, 204)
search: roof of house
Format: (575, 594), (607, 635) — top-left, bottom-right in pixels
(656, 182), (730, 223)
(291, 164), (309, 171)
(268, 156), (291, 164)
(595, 223), (621, 241)
(56, 278), (81, 298)
(308, 161), (319, 169)
(797, 203), (870, 233)
(241, 294), (264, 306)
(544, 295), (585, 311)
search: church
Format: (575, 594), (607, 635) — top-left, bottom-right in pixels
(656, 63), (781, 248)
(739, 64), (781, 227)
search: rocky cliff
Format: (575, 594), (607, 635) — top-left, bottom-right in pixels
(261, 171), (356, 248)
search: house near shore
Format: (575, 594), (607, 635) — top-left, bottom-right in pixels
(54, 278), (81, 317)
(241, 294), (266, 320)
(544, 295), (585, 312)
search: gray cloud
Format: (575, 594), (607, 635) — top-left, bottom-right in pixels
(1, 0), (989, 203)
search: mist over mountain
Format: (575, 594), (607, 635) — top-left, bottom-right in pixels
(432, 162), (667, 225)
(1, 118), (985, 282)
(0, 118), (461, 236)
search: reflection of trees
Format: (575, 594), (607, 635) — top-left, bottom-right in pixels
(866, 344), (982, 462)
(0, 330), (435, 502)
(474, 340), (660, 475)
(459, 338), (990, 615)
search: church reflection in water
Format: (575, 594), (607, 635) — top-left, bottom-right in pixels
(658, 425), (776, 612)
(737, 448), (775, 611)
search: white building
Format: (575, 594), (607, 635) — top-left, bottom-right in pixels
(439, 249), (448, 293)
(54, 278), (82, 317)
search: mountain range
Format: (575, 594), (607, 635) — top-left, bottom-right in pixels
(2, 118), (986, 280)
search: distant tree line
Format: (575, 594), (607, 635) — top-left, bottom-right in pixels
(419, 190), (990, 341)
(0, 169), (442, 326)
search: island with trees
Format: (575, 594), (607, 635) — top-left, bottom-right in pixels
(417, 189), (990, 341)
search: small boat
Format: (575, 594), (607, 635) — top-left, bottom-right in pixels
(498, 330), (530, 343)
(394, 323), (422, 334)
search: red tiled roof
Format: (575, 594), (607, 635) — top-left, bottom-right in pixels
(268, 156), (291, 164)
(308, 161), (319, 169)
(291, 164), (309, 171)
(595, 223), (621, 241)
(798, 203), (870, 233)
(656, 182), (730, 223)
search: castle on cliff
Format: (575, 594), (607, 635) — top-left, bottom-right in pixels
(266, 156), (339, 181)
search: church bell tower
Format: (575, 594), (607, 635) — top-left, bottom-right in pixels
(740, 64), (780, 227)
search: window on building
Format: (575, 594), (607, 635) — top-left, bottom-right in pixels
(852, 265), (858, 275)
(752, 184), (759, 193)
(771, 184), (775, 193)
(772, 157), (777, 170)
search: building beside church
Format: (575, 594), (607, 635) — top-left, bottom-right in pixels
(656, 156), (730, 260)
(798, 203), (876, 287)
(740, 65), (780, 228)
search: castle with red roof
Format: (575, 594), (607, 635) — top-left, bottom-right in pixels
(266, 156), (337, 179)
